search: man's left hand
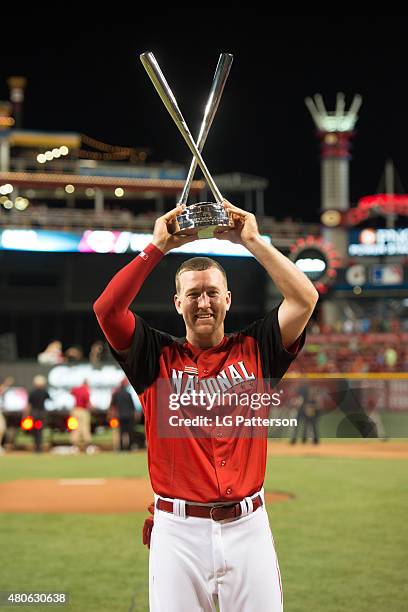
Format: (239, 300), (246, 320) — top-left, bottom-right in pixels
(214, 200), (260, 246)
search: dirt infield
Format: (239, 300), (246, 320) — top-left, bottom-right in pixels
(0, 478), (292, 514)
(267, 440), (408, 459)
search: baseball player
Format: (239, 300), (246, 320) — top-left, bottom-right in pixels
(94, 201), (318, 611)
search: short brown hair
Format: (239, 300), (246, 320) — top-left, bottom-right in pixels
(175, 257), (227, 293)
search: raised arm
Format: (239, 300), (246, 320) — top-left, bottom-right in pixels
(93, 205), (195, 351)
(216, 201), (319, 349)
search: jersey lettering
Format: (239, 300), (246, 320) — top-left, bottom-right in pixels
(171, 360), (256, 395)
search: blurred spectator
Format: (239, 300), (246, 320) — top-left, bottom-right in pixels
(297, 318), (406, 373)
(358, 318), (371, 334)
(64, 345), (83, 363)
(37, 341), (64, 365)
(290, 384), (320, 445)
(89, 340), (105, 367)
(110, 378), (137, 452)
(0, 376), (14, 453)
(384, 346), (398, 369)
(107, 404), (120, 451)
(369, 317), (379, 332)
(343, 319), (354, 334)
(25, 375), (50, 453)
(350, 354), (370, 373)
(310, 321), (320, 334)
(70, 379), (93, 452)
(390, 318), (401, 333)
(375, 351), (385, 369)
(316, 351), (328, 370)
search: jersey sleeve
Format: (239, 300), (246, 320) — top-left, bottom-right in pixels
(241, 304), (306, 382)
(109, 315), (174, 394)
(93, 243), (164, 351)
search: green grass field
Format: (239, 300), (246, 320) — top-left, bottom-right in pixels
(0, 449), (407, 611)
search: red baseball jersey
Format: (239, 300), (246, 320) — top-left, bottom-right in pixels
(112, 306), (305, 503)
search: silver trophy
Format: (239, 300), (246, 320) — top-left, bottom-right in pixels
(140, 51), (234, 239)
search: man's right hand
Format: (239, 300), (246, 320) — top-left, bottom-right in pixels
(151, 205), (197, 255)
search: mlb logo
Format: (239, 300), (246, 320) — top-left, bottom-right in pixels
(372, 264), (403, 286)
(139, 251), (149, 261)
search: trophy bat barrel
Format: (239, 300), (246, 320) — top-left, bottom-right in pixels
(179, 53), (233, 205)
(140, 51), (223, 203)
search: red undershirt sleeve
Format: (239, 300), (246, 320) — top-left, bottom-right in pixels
(93, 243), (164, 351)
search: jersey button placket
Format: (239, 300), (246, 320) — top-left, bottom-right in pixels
(226, 488), (232, 496)
(198, 356), (209, 377)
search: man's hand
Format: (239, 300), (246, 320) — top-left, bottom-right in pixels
(214, 200), (261, 246)
(151, 205), (197, 255)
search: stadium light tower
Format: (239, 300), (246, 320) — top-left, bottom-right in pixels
(305, 92), (362, 255)
(306, 92), (362, 327)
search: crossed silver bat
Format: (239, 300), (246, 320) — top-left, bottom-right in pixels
(140, 51), (233, 205)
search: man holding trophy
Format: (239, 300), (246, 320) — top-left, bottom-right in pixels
(94, 52), (318, 611)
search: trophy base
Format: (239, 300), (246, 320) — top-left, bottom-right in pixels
(173, 202), (233, 238)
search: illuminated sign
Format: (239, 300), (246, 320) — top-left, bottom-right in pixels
(2, 364), (141, 413)
(0, 229), (271, 257)
(345, 195), (408, 226)
(294, 248), (327, 280)
(345, 264), (366, 286)
(2, 387), (28, 411)
(1, 229), (79, 252)
(338, 263), (407, 291)
(290, 236), (341, 294)
(349, 228), (408, 256)
(371, 264), (403, 286)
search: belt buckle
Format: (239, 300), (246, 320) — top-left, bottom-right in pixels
(210, 505), (221, 521)
(210, 503), (237, 521)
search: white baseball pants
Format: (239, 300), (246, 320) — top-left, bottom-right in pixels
(149, 492), (283, 611)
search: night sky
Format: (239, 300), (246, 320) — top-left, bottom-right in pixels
(1, 16), (407, 222)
